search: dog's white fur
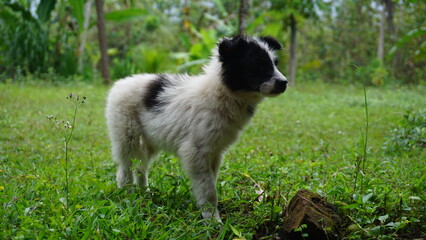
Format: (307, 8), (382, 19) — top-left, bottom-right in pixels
(106, 37), (285, 220)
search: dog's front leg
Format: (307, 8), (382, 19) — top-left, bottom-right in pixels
(190, 169), (220, 220)
(179, 143), (220, 220)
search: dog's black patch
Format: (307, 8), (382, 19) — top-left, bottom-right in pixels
(144, 74), (169, 110)
(218, 36), (278, 92)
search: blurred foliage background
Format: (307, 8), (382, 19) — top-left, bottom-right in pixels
(0, 0), (425, 85)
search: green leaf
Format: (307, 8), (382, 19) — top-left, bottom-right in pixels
(378, 214), (389, 222)
(69, 0), (84, 29)
(362, 192), (373, 203)
(408, 196), (422, 201)
(178, 33), (191, 49)
(263, 22), (282, 36)
(105, 9), (147, 22)
(342, 203), (360, 209)
(36, 0), (56, 23)
(229, 224), (241, 237)
(213, 0), (228, 17)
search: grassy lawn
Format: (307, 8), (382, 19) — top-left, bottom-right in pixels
(0, 81), (425, 239)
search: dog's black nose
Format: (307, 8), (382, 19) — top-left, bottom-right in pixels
(272, 79), (287, 94)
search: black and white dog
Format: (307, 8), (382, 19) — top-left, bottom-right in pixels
(106, 35), (287, 220)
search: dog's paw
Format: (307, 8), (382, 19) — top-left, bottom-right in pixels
(202, 209), (222, 223)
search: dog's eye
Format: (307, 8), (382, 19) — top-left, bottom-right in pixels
(274, 59), (279, 66)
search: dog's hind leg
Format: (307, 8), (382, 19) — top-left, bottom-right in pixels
(111, 139), (134, 188)
(133, 138), (157, 189)
(108, 115), (140, 188)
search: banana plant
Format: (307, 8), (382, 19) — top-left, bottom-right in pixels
(388, 27), (426, 61)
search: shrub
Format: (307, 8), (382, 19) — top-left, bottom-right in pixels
(354, 60), (389, 86)
(384, 109), (426, 152)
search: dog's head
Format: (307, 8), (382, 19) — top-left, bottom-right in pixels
(218, 35), (287, 96)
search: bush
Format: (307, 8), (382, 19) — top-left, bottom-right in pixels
(354, 60), (389, 86)
(384, 109), (426, 152)
(111, 44), (172, 80)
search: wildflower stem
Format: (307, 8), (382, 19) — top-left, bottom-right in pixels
(63, 98), (82, 210)
(46, 94), (86, 211)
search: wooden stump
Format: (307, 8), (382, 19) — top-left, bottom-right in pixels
(281, 190), (342, 240)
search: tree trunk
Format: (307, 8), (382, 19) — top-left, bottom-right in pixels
(182, 0), (190, 33)
(384, 0), (394, 35)
(384, 0), (399, 71)
(238, 0), (249, 35)
(78, 1), (92, 73)
(289, 14), (297, 85)
(123, 0), (132, 48)
(95, 0), (110, 84)
(281, 190), (342, 240)
(377, 2), (386, 63)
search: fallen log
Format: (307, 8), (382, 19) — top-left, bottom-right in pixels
(281, 189), (342, 240)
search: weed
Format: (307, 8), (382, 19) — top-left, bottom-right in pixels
(353, 85), (370, 193)
(46, 93), (86, 209)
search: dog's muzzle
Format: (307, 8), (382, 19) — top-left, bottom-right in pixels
(271, 71), (287, 94)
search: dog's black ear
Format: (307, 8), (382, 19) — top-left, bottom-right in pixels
(218, 35), (248, 62)
(260, 36), (282, 51)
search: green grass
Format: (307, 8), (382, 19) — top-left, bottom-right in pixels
(0, 81), (425, 239)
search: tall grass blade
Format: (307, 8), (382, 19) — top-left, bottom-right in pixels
(361, 85), (369, 193)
